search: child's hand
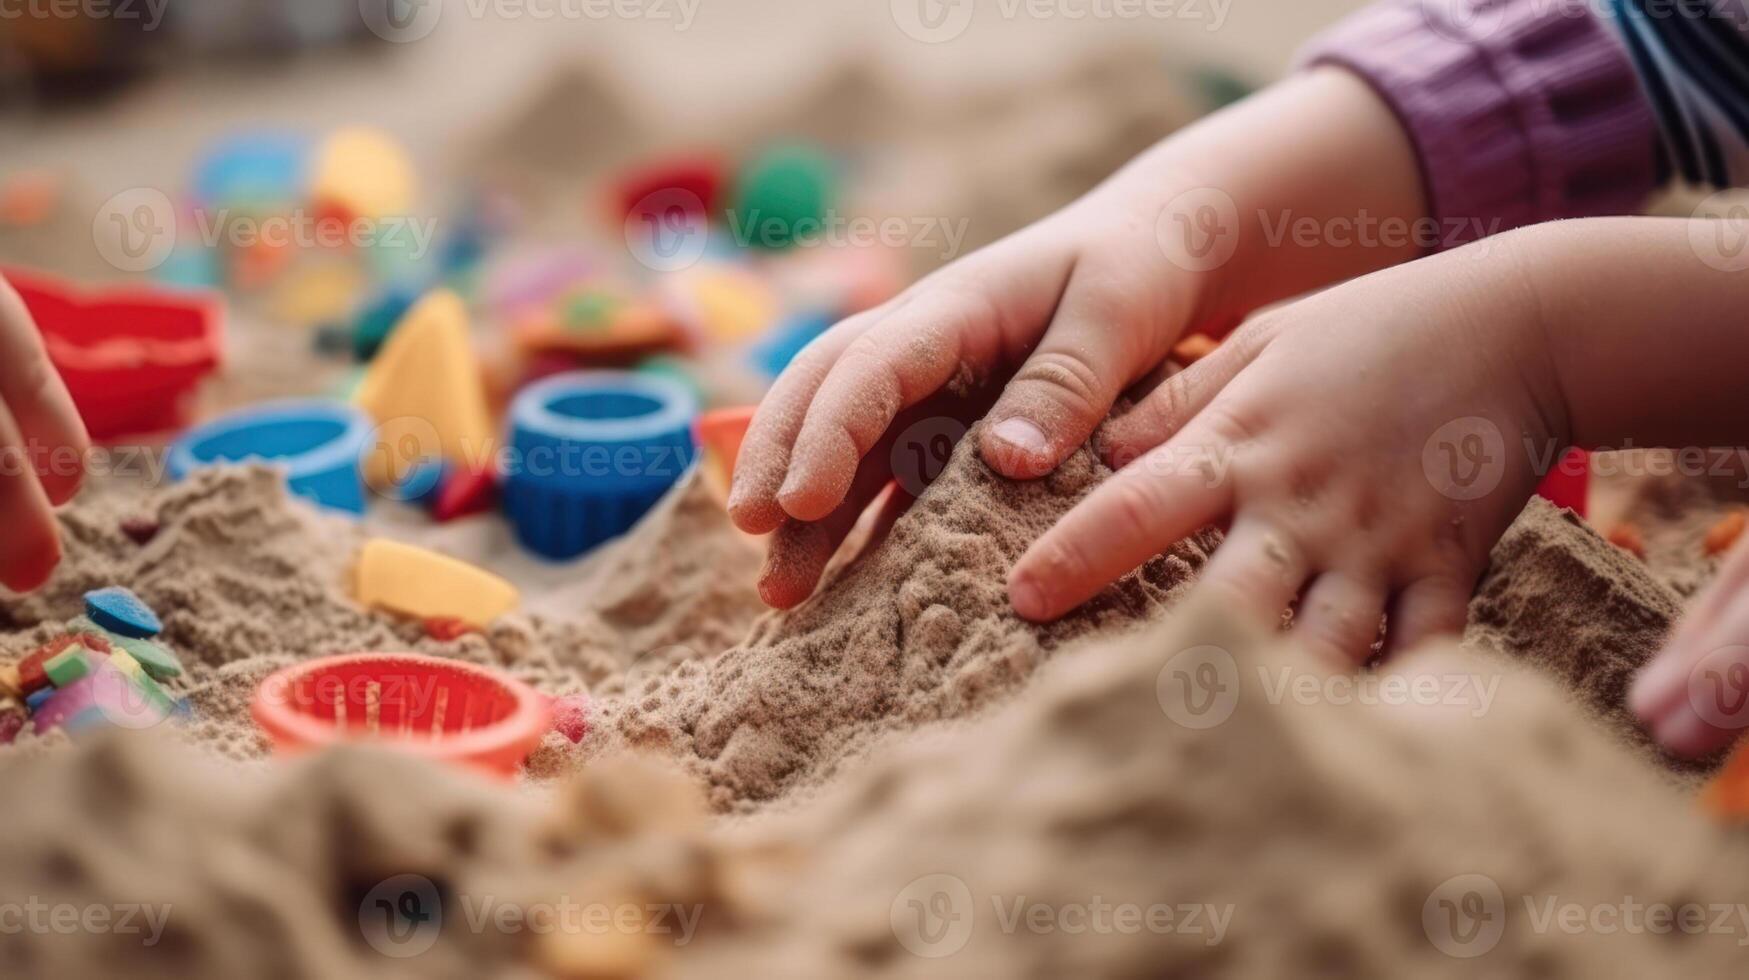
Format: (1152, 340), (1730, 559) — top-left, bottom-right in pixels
(1632, 538), (1749, 758)
(730, 69), (1428, 607)
(0, 276), (87, 592)
(1011, 234), (1565, 663)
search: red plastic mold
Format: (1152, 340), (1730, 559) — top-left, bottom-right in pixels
(252, 652), (553, 778)
(1535, 447), (1590, 518)
(5, 267), (223, 441)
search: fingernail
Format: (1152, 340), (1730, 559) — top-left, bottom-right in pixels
(1009, 575), (1049, 621)
(991, 417), (1050, 458)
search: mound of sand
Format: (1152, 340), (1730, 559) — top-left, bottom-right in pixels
(7, 598), (1746, 979)
(0, 464), (767, 764)
(1466, 498), (1701, 771)
(681, 600), (1749, 978)
(571, 424), (1221, 810)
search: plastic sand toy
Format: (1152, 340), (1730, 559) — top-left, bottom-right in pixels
(728, 145), (837, 251)
(502, 371), (698, 559)
(167, 400), (374, 514)
(4, 588), (189, 737)
(6, 268), (223, 441)
(251, 653), (552, 777)
(354, 539), (520, 628)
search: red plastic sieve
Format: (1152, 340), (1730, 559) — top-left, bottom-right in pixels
(251, 653), (553, 777)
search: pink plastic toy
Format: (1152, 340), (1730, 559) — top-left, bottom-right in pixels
(251, 653), (552, 777)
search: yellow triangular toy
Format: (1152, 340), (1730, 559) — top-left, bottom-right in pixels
(355, 539), (519, 628)
(354, 288), (495, 491)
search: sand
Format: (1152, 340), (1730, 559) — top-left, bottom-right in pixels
(567, 423), (1220, 810)
(0, 462), (768, 766)
(8, 589), (1749, 979)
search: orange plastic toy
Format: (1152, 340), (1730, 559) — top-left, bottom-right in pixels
(252, 653), (552, 777)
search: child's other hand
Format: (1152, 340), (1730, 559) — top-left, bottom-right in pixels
(0, 276), (87, 592)
(728, 68), (1429, 608)
(1010, 236), (1565, 664)
(1632, 538), (1749, 758)
(728, 180), (1210, 607)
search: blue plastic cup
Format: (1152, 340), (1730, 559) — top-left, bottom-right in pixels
(502, 371), (698, 559)
(167, 400), (373, 514)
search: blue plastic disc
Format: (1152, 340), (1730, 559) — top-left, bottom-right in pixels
(84, 587), (163, 639)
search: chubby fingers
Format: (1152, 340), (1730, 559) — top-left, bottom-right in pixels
(1631, 538), (1749, 757)
(757, 397), (970, 606)
(1099, 312), (1281, 467)
(728, 313), (877, 534)
(0, 399), (63, 593)
(773, 241), (1076, 522)
(0, 278), (87, 505)
(981, 249), (1179, 480)
(1008, 409), (1237, 621)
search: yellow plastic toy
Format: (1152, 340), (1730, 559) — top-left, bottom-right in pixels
(311, 126), (417, 219)
(671, 265), (778, 343)
(353, 289), (495, 490)
(354, 539), (519, 628)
